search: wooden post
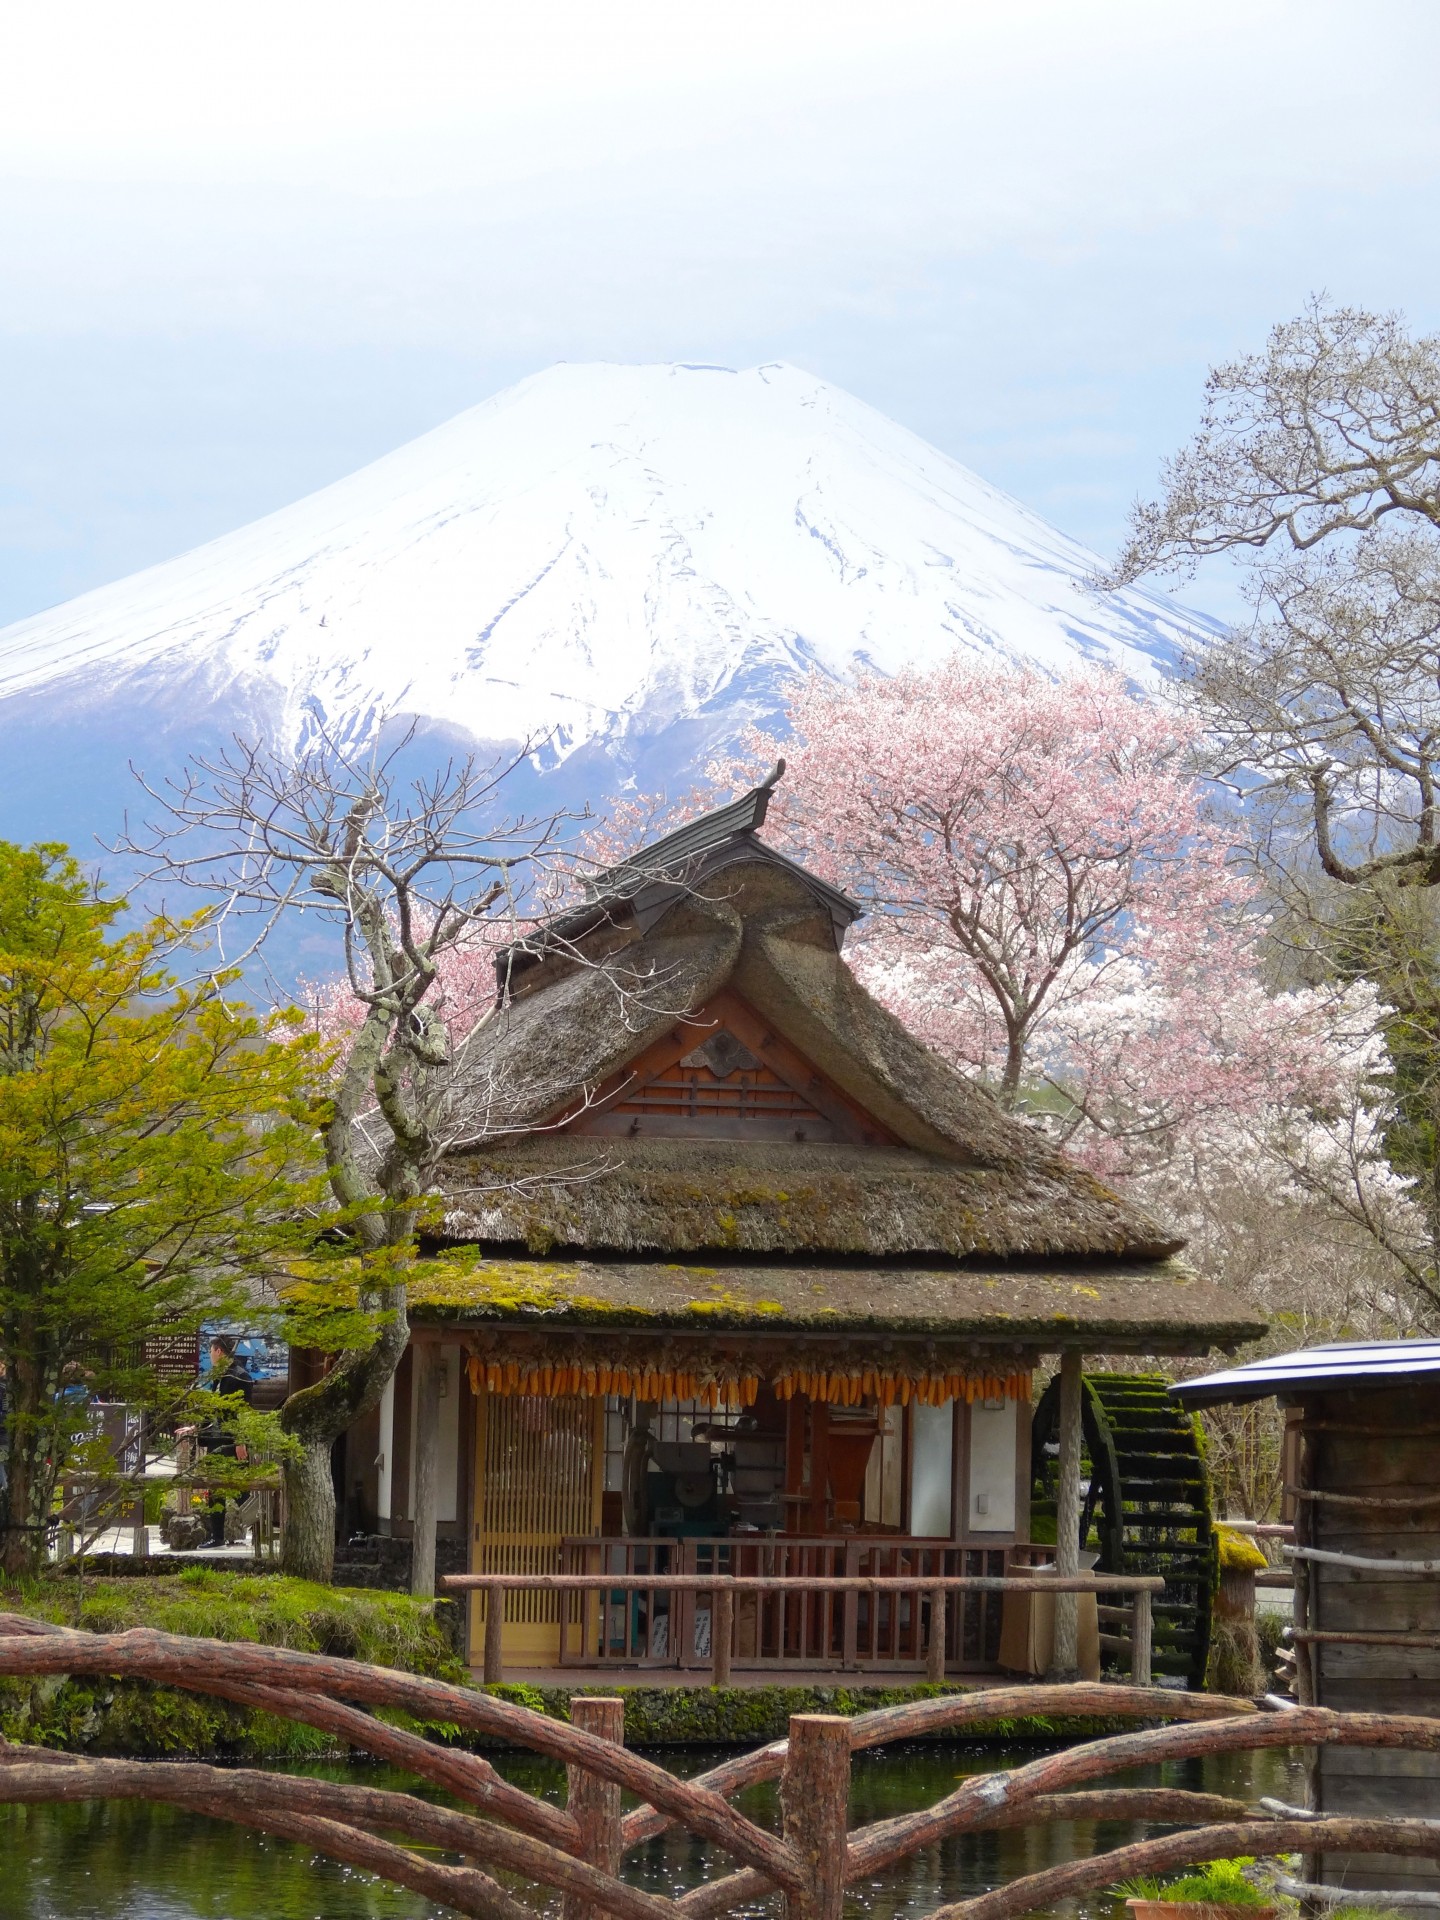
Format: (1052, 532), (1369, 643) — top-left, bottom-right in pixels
(1212, 1561), (1261, 1696)
(1130, 1587), (1153, 1687)
(1049, 1349), (1084, 1680)
(780, 1714), (851, 1920)
(564, 1695), (625, 1920)
(926, 1588), (947, 1682)
(483, 1583), (505, 1685)
(677, 1540), (700, 1671)
(711, 1585), (733, 1687)
(842, 1538), (860, 1670)
(1293, 1416), (1319, 1893)
(1294, 1419), (1316, 1709)
(409, 1347), (443, 1599)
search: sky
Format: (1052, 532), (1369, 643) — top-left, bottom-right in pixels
(2, 0), (1439, 630)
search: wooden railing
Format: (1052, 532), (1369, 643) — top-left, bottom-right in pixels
(3, 1614), (1440, 1920)
(555, 1535), (1025, 1673)
(446, 1567), (1162, 1687)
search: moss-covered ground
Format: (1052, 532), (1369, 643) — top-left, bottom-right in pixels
(0, 1569), (464, 1758)
(486, 1680), (1146, 1748)
(1, 1571), (1156, 1756)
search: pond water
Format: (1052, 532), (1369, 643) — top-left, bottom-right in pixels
(2, 1740), (1303, 1920)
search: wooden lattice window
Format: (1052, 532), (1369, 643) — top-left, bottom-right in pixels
(474, 1394), (602, 1631)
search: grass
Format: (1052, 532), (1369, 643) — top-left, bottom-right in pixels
(0, 1569), (466, 1757)
(4, 1566), (465, 1673)
(1116, 1860), (1272, 1906)
(487, 1680), (1149, 1749)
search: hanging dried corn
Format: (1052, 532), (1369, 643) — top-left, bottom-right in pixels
(462, 1353), (1032, 1406)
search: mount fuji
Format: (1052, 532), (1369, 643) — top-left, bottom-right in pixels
(0, 361), (1218, 849)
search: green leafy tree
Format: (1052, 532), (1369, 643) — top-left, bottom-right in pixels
(0, 844), (328, 1578)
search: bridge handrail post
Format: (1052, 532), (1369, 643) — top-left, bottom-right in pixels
(564, 1695), (625, 1920)
(781, 1714), (851, 1920)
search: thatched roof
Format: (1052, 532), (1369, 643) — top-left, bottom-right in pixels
(451, 893), (740, 1143)
(501, 756), (860, 979)
(440, 1136), (1180, 1262)
(407, 1254), (1266, 1354)
(444, 849), (1182, 1265)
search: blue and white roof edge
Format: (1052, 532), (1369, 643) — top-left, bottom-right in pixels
(1171, 1340), (1440, 1407)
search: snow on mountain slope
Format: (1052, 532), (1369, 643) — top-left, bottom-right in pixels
(0, 362), (1218, 791)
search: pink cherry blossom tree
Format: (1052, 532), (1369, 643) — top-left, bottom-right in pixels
(713, 660), (1394, 1215)
(309, 662), (1406, 1301)
(750, 660), (1249, 1107)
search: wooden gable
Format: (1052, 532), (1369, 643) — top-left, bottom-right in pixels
(562, 987), (899, 1145)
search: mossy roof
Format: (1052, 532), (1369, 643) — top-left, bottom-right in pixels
(406, 1255), (1267, 1351)
(444, 858), (1183, 1267)
(440, 1135), (1180, 1262)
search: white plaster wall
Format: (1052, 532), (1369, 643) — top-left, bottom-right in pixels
(966, 1397), (1018, 1532)
(909, 1401), (954, 1536)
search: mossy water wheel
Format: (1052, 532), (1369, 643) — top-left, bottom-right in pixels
(1030, 1370), (1216, 1689)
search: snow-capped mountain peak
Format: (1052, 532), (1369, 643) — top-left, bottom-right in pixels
(0, 361), (1216, 844)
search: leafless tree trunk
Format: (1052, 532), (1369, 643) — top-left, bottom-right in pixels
(1110, 297), (1440, 1323)
(409, 1346), (443, 1598)
(122, 729), (574, 1580)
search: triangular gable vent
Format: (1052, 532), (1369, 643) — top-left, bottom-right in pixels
(562, 990), (898, 1146)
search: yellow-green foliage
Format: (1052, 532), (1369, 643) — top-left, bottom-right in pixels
(0, 842), (331, 1574)
(406, 1251), (639, 1318)
(684, 1288), (784, 1317)
(407, 1252), (796, 1323)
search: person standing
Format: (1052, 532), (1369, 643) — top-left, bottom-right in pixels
(199, 1335), (253, 1547)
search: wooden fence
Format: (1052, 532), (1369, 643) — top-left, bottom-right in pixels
(445, 1569), (1161, 1687)
(555, 1537), (1028, 1674)
(3, 1612), (1440, 1920)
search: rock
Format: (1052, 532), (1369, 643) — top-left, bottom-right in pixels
(160, 1511), (210, 1552)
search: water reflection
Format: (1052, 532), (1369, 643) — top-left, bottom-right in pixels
(2, 1742), (1303, 1920)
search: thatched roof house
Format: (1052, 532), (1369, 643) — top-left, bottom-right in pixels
(348, 771), (1264, 1674)
(417, 767), (1256, 1365)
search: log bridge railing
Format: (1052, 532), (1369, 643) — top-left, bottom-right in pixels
(446, 1570), (1162, 1686)
(4, 1612), (1440, 1920)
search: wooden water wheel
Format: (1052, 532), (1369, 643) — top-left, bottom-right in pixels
(1030, 1370), (1216, 1689)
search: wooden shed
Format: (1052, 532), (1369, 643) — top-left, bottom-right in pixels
(1175, 1342), (1440, 1905)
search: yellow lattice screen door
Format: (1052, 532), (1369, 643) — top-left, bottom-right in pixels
(471, 1393), (604, 1665)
